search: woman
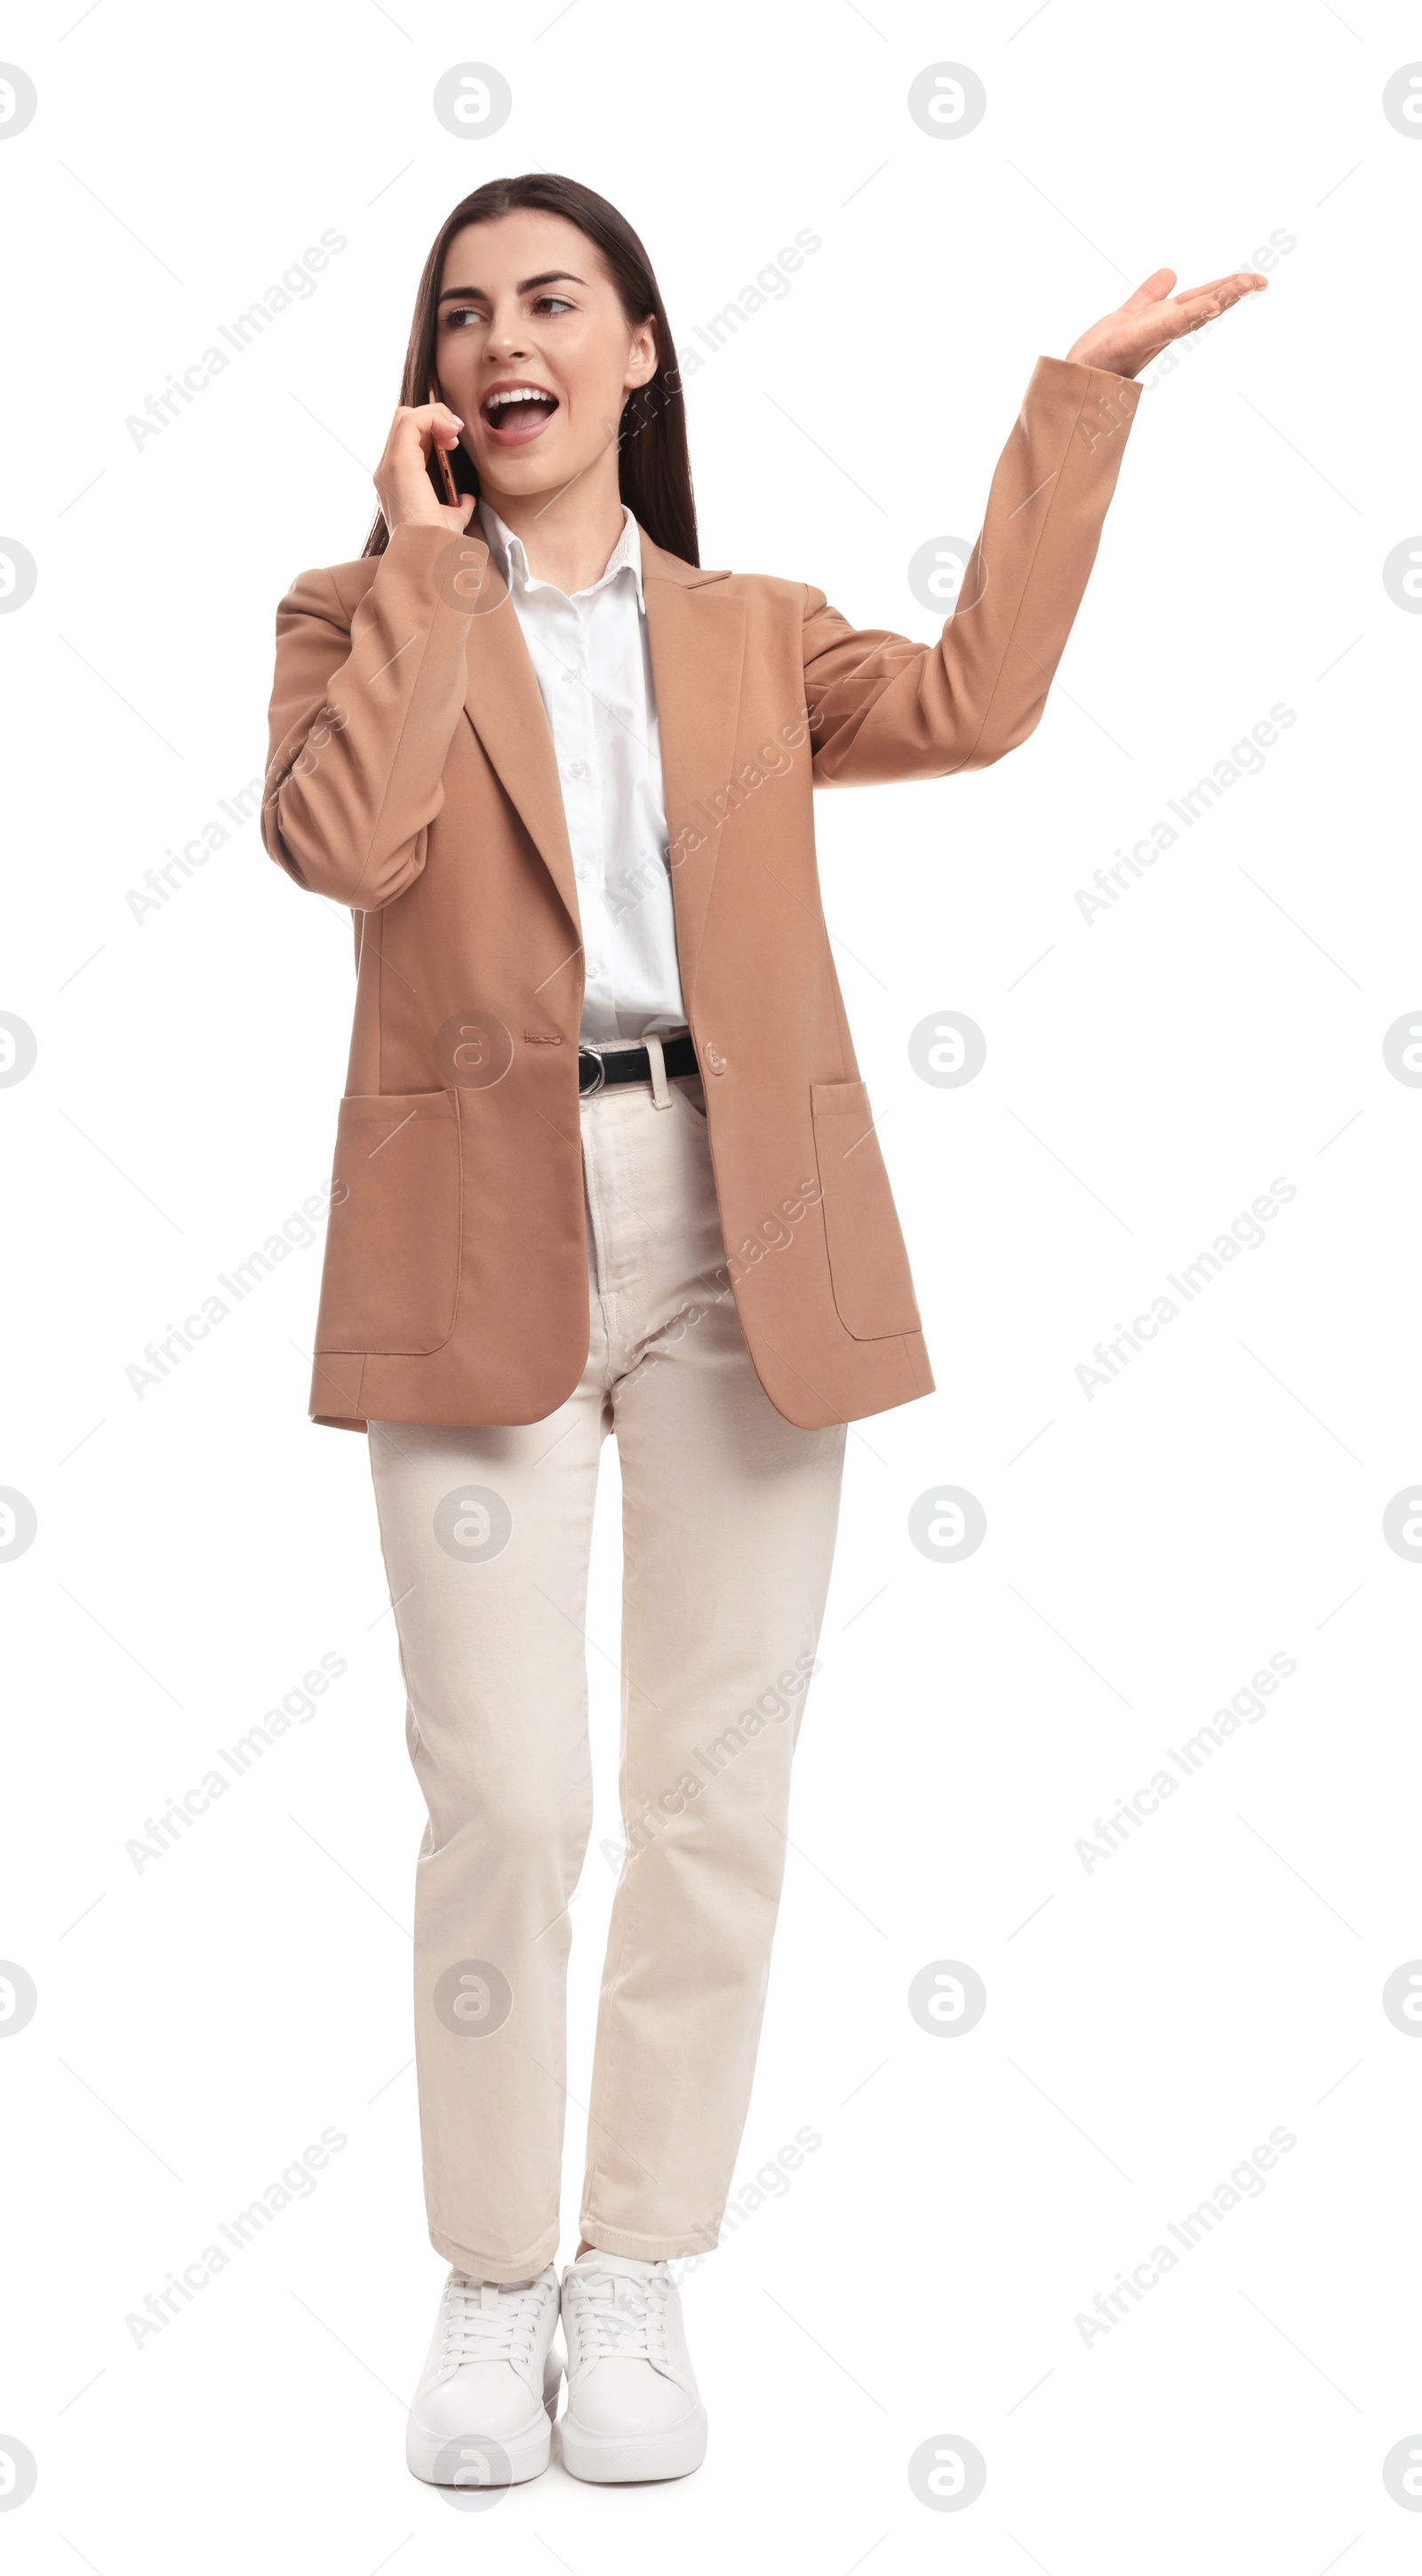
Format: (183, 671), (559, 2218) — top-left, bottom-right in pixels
(261, 171), (1265, 2489)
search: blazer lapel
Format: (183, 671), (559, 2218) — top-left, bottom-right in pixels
(641, 531), (745, 1015)
(460, 544), (581, 937)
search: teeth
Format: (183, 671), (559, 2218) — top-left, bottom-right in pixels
(487, 387), (555, 411)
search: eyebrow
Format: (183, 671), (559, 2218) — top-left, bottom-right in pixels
(437, 270), (587, 303)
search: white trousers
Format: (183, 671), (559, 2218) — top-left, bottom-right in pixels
(367, 1061), (847, 2279)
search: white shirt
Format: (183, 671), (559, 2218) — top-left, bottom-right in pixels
(477, 497), (687, 1047)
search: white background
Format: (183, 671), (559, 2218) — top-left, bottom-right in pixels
(4, 0), (1419, 2566)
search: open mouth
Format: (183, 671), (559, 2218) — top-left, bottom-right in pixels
(480, 384), (560, 444)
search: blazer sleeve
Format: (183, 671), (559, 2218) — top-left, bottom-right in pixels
(803, 355), (1141, 786)
(260, 520), (484, 909)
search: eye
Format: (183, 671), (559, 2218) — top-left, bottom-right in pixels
(443, 305), (483, 331)
(531, 295), (574, 315)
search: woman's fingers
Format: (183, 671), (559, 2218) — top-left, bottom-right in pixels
(1066, 266), (1268, 377)
(399, 401), (465, 452)
(1148, 272), (1266, 347)
(1170, 272), (1267, 316)
(375, 401), (469, 533)
(1124, 270), (1268, 331)
(1122, 267), (1178, 312)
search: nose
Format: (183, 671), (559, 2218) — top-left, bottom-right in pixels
(484, 306), (530, 363)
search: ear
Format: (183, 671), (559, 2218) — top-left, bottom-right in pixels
(626, 315), (659, 392)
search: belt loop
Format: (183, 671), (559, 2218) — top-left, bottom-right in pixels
(639, 1021), (685, 1110)
(643, 1029), (671, 1109)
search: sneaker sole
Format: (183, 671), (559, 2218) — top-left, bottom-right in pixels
(558, 2402), (708, 2484)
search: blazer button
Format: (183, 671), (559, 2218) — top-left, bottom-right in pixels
(703, 1042), (727, 1073)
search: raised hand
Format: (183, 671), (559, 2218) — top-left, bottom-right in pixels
(1066, 267), (1268, 380)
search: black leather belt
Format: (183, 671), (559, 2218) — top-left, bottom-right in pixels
(578, 1033), (699, 1096)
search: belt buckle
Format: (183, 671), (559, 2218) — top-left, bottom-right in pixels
(578, 1042), (606, 1096)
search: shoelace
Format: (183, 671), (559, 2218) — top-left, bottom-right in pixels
(568, 2267), (673, 2365)
(443, 2272), (548, 2368)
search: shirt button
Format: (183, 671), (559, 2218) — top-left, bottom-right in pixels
(566, 760), (587, 781)
(561, 669), (579, 683)
(586, 957), (603, 978)
(574, 862), (589, 881)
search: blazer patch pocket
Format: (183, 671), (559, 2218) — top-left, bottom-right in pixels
(810, 1079), (922, 1342)
(315, 1091), (461, 1357)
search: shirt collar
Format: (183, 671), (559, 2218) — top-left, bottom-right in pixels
(477, 497), (644, 610)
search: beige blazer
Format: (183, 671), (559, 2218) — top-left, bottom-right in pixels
(260, 355), (1140, 1432)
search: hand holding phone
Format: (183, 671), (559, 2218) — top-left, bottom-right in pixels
(372, 395), (475, 537)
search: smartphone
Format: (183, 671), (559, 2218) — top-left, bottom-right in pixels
(427, 379), (460, 508)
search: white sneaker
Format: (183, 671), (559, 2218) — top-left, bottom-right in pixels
(405, 2265), (562, 2487)
(558, 2250), (708, 2483)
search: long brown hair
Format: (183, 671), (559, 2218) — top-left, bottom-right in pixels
(361, 173), (699, 566)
